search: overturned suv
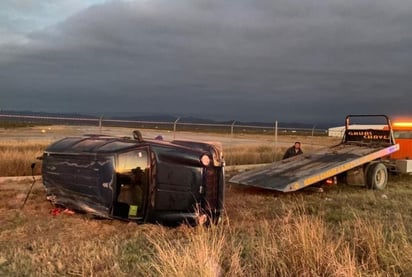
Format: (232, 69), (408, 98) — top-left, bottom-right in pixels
(42, 131), (225, 225)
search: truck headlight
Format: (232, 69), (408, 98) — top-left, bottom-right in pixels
(200, 154), (211, 167)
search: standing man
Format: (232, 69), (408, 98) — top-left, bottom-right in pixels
(283, 142), (303, 160)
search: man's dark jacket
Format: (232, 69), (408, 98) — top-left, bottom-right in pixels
(282, 146), (303, 160)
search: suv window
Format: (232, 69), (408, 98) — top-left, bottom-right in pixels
(117, 150), (148, 173)
(115, 149), (149, 218)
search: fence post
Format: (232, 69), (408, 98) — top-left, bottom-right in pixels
(99, 115), (103, 133)
(173, 117), (180, 139)
(230, 120), (236, 139)
(274, 120), (278, 161)
(311, 124), (316, 146)
(229, 121), (236, 166)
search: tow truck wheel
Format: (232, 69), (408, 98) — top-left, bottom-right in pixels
(366, 163), (388, 190)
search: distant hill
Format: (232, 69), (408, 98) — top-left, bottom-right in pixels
(1, 110), (99, 119)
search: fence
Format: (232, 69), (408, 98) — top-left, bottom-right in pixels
(0, 113), (336, 165)
(0, 113), (327, 137)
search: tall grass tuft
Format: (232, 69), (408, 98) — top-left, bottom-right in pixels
(234, 213), (358, 276)
(137, 223), (243, 277)
(348, 215), (412, 275)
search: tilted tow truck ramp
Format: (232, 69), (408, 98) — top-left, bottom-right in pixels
(229, 143), (399, 192)
(230, 115), (399, 192)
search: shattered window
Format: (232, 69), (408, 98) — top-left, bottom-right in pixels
(117, 150), (148, 173)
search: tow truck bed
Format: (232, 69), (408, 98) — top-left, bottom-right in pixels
(230, 115), (400, 192)
(230, 143), (399, 192)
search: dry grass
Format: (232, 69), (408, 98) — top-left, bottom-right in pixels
(0, 139), (329, 176)
(2, 132), (412, 276)
(223, 144), (321, 165)
(225, 144), (281, 165)
(2, 175), (412, 276)
(0, 140), (50, 176)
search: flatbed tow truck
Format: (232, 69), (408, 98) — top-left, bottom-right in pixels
(230, 115), (400, 192)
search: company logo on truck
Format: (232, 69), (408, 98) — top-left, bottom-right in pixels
(346, 130), (390, 141)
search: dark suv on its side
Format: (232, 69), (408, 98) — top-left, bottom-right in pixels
(42, 131), (225, 225)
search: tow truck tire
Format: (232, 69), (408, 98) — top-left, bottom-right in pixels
(366, 163), (388, 190)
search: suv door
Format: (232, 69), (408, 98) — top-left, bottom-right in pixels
(113, 147), (150, 220)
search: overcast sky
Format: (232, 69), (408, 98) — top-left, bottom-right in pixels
(1, 0), (411, 124)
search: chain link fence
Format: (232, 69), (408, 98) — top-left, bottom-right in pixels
(0, 113), (328, 137)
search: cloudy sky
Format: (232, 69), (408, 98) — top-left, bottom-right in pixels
(1, 0), (411, 124)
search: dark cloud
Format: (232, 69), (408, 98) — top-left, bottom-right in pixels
(1, 0), (412, 123)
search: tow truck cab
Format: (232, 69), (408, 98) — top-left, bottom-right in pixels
(389, 122), (412, 173)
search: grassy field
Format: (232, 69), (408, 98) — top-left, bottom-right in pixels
(1, 175), (412, 276)
(0, 140), (50, 177)
(0, 140), (283, 177)
(1, 129), (412, 276)
(0, 136), (332, 176)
